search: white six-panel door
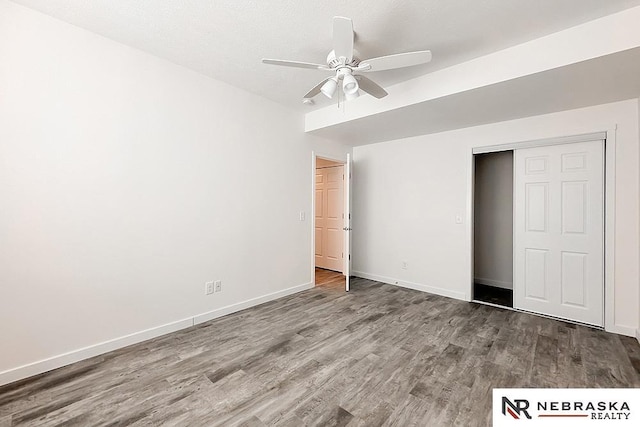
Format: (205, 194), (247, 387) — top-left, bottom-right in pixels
(315, 165), (344, 272)
(514, 140), (604, 326)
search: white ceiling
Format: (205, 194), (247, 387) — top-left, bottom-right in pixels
(308, 47), (640, 145)
(10, 0), (640, 112)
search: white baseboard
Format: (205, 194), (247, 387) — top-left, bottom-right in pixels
(352, 271), (467, 301)
(636, 329), (640, 345)
(193, 282), (313, 325)
(0, 318), (194, 387)
(474, 277), (513, 290)
(0, 281), (313, 387)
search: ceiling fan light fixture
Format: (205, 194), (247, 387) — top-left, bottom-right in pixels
(321, 77), (338, 98)
(344, 90), (360, 101)
(342, 73), (359, 95)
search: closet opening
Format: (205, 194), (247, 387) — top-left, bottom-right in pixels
(473, 150), (514, 308)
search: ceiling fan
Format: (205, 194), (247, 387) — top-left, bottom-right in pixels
(262, 16), (432, 103)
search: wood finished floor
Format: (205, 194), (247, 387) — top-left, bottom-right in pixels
(314, 268), (345, 290)
(2, 274), (640, 426)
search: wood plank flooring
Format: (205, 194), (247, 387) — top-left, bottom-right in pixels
(314, 268), (344, 289)
(2, 275), (639, 426)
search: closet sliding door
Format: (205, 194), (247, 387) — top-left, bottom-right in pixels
(514, 139), (604, 326)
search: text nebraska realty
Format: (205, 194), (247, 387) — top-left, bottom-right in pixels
(540, 400), (631, 420)
(504, 397), (632, 420)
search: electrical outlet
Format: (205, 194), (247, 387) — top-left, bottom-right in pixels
(402, 261), (408, 270)
(214, 280), (222, 293)
(205, 281), (214, 295)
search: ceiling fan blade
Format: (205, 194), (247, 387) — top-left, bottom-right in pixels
(358, 50), (432, 72)
(355, 75), (388, 99)
(262, 59), (329, 70)
(304, 77), (332, 99)
(333, 16), (354, 63)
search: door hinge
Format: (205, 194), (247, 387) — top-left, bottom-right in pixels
(342, 252), (344, 258)
(349, 254), (351, 260)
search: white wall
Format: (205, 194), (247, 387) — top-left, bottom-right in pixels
(352, 99), (639, 336)
(473, 151), (513, 290)
(0, 0), (350, 384)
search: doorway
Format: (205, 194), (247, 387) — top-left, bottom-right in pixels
(314, 156), (346, 289)
(471, 135), (606, 327)
(473, 150), (514, 308)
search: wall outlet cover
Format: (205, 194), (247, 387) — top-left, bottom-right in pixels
(205, 281), (214, 295)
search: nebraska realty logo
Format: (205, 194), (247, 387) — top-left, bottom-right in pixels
(502, 397), (532, 419)
(493, 389), (640, 426)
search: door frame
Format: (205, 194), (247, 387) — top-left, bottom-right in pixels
(311, 151), (348, 287)
(467, 129), (617, 333)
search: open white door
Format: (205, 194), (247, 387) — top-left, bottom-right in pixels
(514, 139), (604, 326)
(344, 153), (352, 291)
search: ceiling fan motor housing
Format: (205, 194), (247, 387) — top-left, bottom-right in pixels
(326, 50), (360, 69)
